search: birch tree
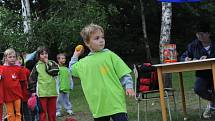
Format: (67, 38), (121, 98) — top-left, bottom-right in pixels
(21, 0), (31, 47)
(160, 2), (172, 59)
(159, 2), (172, 88)
(139, 0), (152, 61)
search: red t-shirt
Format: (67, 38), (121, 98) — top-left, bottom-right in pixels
(2, 65), (24, 102)
(0, 66), (3, 104)
(21, 67), (30, 102)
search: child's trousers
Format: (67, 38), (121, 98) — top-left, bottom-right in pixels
(5, 99), (21, 121)
(21, 101), (33, 121)
(39, 97), (57, 121)
(56, 92), (72, 113)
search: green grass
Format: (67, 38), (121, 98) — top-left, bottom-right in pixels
(172, 71), (195, 91)
(60, 71), (212, 121)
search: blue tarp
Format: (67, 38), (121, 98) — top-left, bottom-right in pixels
(158, 0), (201, 2)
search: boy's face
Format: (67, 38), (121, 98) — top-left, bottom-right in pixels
(196, 32), (210, 43)
(5, 53), (16, 65)
(85, 30), (105, 52)
(57, 55), (66, 65)
(39, 51), (48, 63)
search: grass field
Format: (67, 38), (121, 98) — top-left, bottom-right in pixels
(57, 71), (214, 121)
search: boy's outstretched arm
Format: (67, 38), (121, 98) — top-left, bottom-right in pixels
(25, 51), (37, 62)
(120, 74), (135, 97)
(69, 57), (78, 69)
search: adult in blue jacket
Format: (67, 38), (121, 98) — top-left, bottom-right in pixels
(181, 22), (215, 119)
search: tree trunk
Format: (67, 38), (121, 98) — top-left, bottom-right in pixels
(159, 2), (172, 88)
(160, 2), (172, 61)
(21, 0), (31, 47)
(139, 0), (151, 61)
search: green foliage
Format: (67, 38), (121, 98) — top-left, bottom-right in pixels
(29, 0), (109, 54)
(0, 7), (24, 52)
(1, 0), (215, 61)
(0, 0), (109, 54)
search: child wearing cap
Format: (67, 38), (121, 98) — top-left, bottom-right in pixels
(181, 21), (215, 119)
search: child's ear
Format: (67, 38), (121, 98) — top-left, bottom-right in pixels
(84, 41), (90, 48)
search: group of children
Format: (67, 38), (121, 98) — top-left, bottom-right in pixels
(0, 47), (73, 121)
(0, 23), (135, 121)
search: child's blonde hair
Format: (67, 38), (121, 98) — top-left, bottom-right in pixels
(80, 23), (104, 42)
(57, 53), (66, 60)
(3, 48), (16, 63)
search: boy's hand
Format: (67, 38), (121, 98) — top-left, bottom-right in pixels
(126, 88), (135, 97)
(184, 57), (192, 61)
(73, 48), (84, 58)
(200, 56), (207, 60)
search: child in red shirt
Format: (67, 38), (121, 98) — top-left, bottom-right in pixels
(16, 53), (32, 121)
(2, 48), (24, 121)
(0, 65), (3, 121)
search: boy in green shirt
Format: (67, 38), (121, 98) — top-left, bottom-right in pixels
(69, 24), (135, 121)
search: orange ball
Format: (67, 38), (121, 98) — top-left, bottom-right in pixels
(75, 45), (84, 51)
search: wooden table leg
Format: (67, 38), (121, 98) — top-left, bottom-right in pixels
(179, 72), (187, 119)
(157, 67), (167, 121)
(211, 64), (215, 98)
